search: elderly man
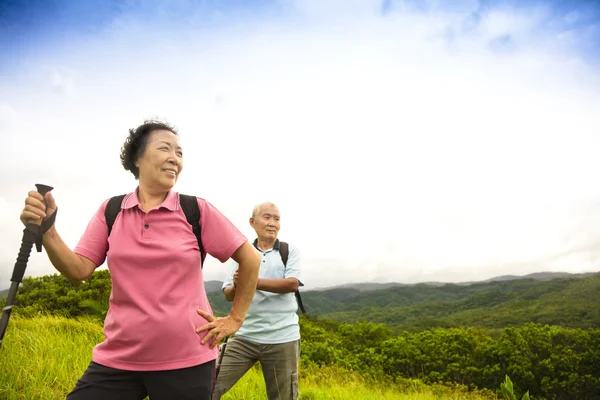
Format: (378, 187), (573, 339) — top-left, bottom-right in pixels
(212, 202), (304, 400)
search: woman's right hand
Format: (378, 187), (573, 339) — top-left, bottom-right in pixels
(20, 190), (57, 227)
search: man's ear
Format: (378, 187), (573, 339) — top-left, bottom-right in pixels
(249, 217), (254, 228)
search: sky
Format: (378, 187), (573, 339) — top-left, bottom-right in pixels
(1, 0), (600, 290)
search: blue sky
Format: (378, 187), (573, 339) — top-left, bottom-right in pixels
(2, 0), (599, 60)
(1, 0), (600, 288)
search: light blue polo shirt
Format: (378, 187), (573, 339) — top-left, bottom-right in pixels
(222, 238), (304, 344)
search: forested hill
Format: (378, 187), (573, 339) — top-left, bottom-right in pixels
(3, 269), (599, 333)
(207, 272), (600, 332)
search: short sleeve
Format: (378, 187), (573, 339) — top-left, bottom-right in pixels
(198, 198), (247, 263)
(221, 259), (240, 290)
(73, 199), (110, 267)
(284, 244), (304, 287)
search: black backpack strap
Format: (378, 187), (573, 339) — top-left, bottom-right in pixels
(279, 241), (306, 315)
(295, 286), (307, 314)
(105, 195), (126, 237)
(179, 194), (206, 266)
(279, 241), (289, 266)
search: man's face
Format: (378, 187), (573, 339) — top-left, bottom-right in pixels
(250, 204), (281, 240)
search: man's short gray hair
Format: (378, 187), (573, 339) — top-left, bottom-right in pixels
(252, 202), (279, 219)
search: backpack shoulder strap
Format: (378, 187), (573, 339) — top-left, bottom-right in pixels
(279, 241), (289, 266)
(179, 194), (206, 266)
(279, 241), (306, 315)
(105, 194), (126, 237)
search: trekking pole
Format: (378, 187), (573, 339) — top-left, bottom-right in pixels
(0, 183), (54, 347)
(215, 336), (230, 377)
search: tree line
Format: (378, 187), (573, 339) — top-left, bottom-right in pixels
(263, 274), (600, 332)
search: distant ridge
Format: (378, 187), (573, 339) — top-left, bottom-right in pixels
(480, 271), (597, 282)
(310, 271), (597, 292)
(204, 280), (224, 293)
(321, 282), (409, 291)
(1, 271), (597, 296)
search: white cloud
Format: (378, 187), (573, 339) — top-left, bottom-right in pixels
(1, 2), (599, 288)
(49, 70), (77, 97)
(0, 102), (18, 133)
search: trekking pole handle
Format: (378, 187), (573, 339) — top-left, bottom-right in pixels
(29, 184), (53, 226)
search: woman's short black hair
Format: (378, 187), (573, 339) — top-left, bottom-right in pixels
(120, 119), (178, 179)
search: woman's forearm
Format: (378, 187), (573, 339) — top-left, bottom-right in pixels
(43, 227), (97, 281)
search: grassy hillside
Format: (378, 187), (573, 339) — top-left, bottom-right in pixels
(3, 269), (599, 399)
(0, 315), (497, 400)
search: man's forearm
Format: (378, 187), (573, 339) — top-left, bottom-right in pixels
(256, 278), (299, 294)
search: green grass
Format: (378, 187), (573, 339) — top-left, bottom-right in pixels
(223, 363), (497, 400)
(0, 315), (498, 399)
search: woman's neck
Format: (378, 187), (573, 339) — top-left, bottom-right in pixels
(137, 183), (168, 212)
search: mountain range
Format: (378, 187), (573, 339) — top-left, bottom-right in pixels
(206, 270), (600, 332)
(203, 270), (596, 294)
(1, 270), (592, 299)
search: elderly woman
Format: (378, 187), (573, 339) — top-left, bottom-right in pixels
(19, 120), (260, 400)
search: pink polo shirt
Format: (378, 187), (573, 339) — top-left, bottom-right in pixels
(73, 188), (246, 371)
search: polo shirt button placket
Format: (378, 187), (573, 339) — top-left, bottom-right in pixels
(142, 221), (151, 239)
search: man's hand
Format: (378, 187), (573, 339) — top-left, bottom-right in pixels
(224, 269), (240, 301)
(232, 269), (239, 288)
(195, 309), (243, 349)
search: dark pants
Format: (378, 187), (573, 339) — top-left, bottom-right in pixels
(66, 360), (216, 400)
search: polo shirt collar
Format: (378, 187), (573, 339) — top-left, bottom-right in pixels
(122, 187), (179, 211)
(252, 238), (280, 252)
